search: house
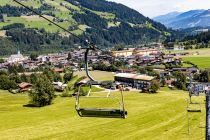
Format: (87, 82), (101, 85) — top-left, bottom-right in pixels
(53, 82), (67, 91)
(170, 67), (198, 74)
(7, 51), (26, 63)
(114, 73), (155, 90)
(53, 68), (64, 73)
(18, 82), (32, 92)
(117, 68), (137, 73)
(111, 48), (135, 57)
(37, 55), (50, 62)
(163, 55), (174, 63)
(76, 77), (89, 86)
(134, 49), (159, 56)
(111, 48), (159, 58)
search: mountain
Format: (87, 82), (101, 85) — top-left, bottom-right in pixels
(153, 12), (181, 25)
(0, 0), (173, 55)
(153, 9), (210, 29)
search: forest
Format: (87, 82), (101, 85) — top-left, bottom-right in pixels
(0, 24), (80, 55)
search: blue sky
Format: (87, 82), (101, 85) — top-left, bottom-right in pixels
(109, 0), (210, 18)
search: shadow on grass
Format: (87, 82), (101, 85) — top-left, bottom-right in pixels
(23, 104), (39, 108)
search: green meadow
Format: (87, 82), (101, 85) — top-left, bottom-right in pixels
(183, 57), (210, 69)
(0, 87), (205, 140)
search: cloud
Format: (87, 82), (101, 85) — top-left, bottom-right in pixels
(108, 0), (210, 18)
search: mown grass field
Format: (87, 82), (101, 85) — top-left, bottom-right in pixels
(74, 70), (115, 81)
(182, 57), (210, 69)
(166, 48), (210, 69)
(0, 87), (205, 140)
(166, 48), (210, 57)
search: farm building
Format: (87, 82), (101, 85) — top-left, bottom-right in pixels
(111, 48), (159, 58)
(53, 68), (64, 73)
(114, 73), (155, 90)
(18, 82), (32, 92)
(53, 82), (67, 91)
(111, 48), (135, 57)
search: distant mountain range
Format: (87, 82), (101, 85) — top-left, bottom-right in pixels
(153, 9), (210, 29)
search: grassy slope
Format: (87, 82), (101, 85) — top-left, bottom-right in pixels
(0, 88), (205, 140)
(0, 0), (42, 8)
(0, 0), (162, 34)
(0, 0), (116, 34)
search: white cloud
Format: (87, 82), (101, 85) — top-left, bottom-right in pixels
(108, 0), (210, 18)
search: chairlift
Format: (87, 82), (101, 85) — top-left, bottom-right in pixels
(75, 83), (127, 118)
(187, 105), (201, 112)
(187, 98), (201, 113)
(75, 46), (127, 118)
(11, 0), (127, 119)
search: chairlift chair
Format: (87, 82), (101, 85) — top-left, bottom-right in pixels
(75, 46), (127, 119)
(187, 99), (201, 113)
(75, 83), (127, 118)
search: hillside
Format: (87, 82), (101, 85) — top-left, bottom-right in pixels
(154, 9), (210, 29)
(0, 0), (172, 55)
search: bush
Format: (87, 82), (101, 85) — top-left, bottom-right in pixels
(60, 89), (73, 97)
(63, 72), (73, 83)
(101, 81), (114, 89)
(73, 86), (88, 96)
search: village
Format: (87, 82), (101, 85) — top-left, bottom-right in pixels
(0, 43), (200, 93)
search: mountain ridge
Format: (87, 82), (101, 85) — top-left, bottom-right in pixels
(153, 9), (210, 29)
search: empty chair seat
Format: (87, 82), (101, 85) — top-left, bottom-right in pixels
(187, 109), (201, 113)
(76, 108), (127, 118)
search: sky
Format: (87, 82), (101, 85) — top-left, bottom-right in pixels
(109, 0), (210, 18)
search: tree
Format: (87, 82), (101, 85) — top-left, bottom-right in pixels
(160, 78), (166, 87)
(30, 73), (38, 84)
(29, 75), (55, 107)
(0, 70), (8, 76)
(30, 53), (38, 61)
(199, 70), (210, 82)
(9, 73), (21, 83)
(63, 71), (73, 83)
(172, 71), (187, 90)
(43, 69), (54, 82)
(53, 73), (62, 82)
(0, 58), (4, 63)
(114, 44), (125, 51)
(67, 52), (72, 61)
(0, 75), (17, 90)
(20, 74), (29, 83)
(150, 80), (160, 93)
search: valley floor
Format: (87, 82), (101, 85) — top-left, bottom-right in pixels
(0, 88), (205, 140)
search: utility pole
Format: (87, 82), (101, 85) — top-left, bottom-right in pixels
(206, 96), (209, 140)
